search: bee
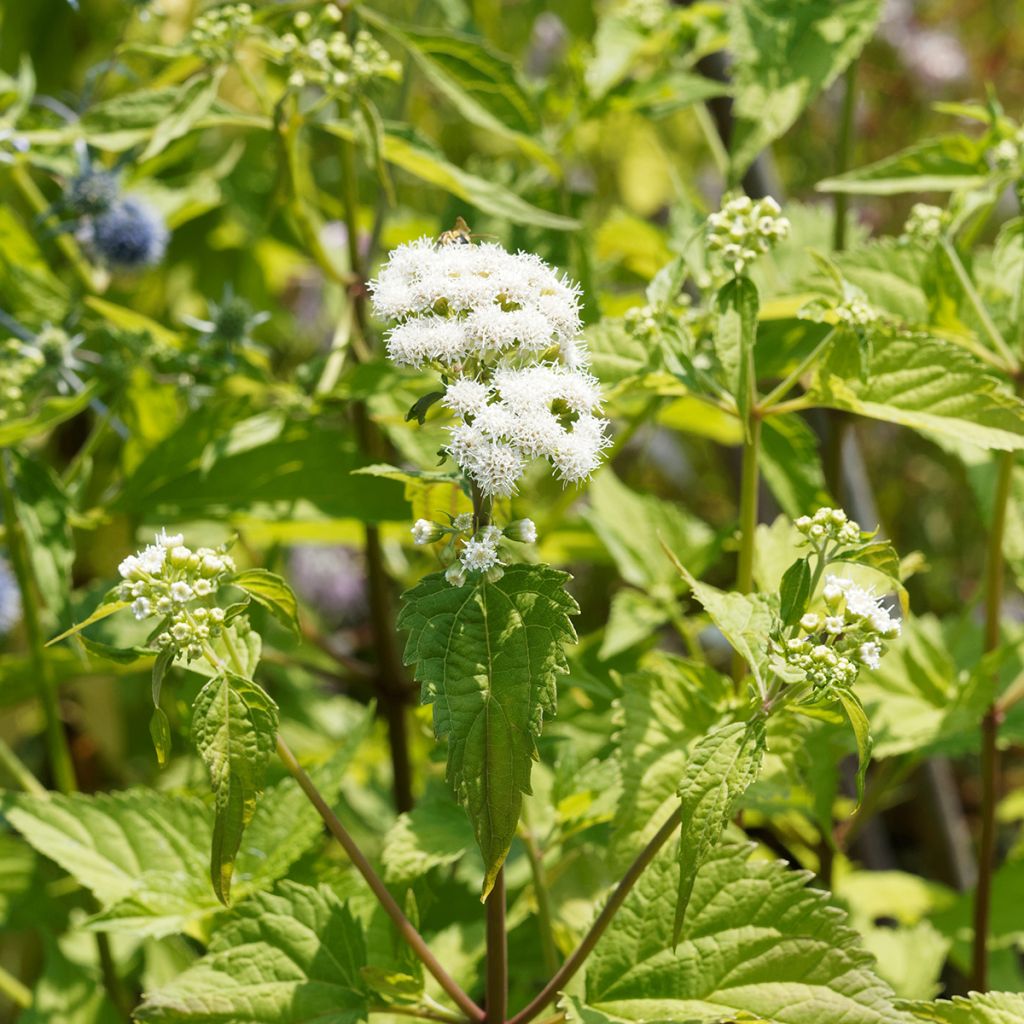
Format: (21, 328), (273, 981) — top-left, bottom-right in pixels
(436, 216), (474, 246)
(435, 216), (497, 247)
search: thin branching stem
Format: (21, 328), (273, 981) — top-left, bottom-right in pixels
(972, 446), (1015, 990)
(276, 735), (486, 1022)
(509, 807), (683, 1024)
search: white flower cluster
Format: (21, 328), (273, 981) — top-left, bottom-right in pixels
(371, 238), (584, 368)
(371, 232), (610, 502)
(706, 195), (790, 275)
(444, 364), (609, 496)
(116, 531), (236, 660)
(0, 556), (21, 637)
(775, 574), (900, 698)
(795, 507), (863, 548)
(899, 203), (949, 245)
(411, 516), (537, 587)
(276, 10), (401, 92)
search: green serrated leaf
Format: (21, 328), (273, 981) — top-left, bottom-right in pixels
(809, 332), (1024, 451)
(398, 564), (577, 898)
(666, 553), (776, 692)
(230, 568), (300, 637)
(383, 787), (476, 883)
(585, 842), (909, 1024)
(611, 654), (733, 864)
(902, 992), (1024, 1024)
(585, 468), (717, 590)
(191, 675), (279, 904)
(135, 882), (368, 1023)
(674, 720), (766, 942)
(730, 0), (883, 178)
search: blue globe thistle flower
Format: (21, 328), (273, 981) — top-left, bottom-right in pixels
(0, 557), (21, 637)
(92, 197), (169, 269)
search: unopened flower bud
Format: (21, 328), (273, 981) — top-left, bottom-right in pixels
(504, 518), (537, 543)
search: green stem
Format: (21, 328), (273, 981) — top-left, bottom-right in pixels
(0, 736), (47, 796)
(0, 963), (31, 1010)
(0, 454), (77, 795)
(732, 415), (762, 689)
(508, 807), (683, 1024)
(972, 447), (1015, 991)
(520, 828), (559, 978)
(276, 735), (485, 1022)
(11, 164), (100, 293)
(485, 869), (508, 1024)
(758, 328), (837, 411)
(941, 239), (1018, 372)
(62, 411), (113, 490)
(832, 59), (858, 253)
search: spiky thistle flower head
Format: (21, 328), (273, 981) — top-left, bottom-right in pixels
(91, 197), (169, 269)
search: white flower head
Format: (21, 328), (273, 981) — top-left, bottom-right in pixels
(412, 519), (443, 545)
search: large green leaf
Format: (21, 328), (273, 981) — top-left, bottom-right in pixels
(359, 12), (553, 170)
(319, 122), (577, 231)
(398, 564), (578, 898)
(582, 842), (910, 1024)
(903, 993), (1024, 1024)
(19, 941), (120, 1024)
(674, 720), (766, 942)
(818, 135), (991, 195)
(611, 654), (733, 863)
(229, 569), (300, 637)
(808, 333), (1024, 451)
(3, 728), (369, 938)
(730, 0), (883, 177)
(584, 468), (716, 590)
(191, 675), (279, 904)
(668, 559), (776, 692)
(382, 786), (476, 883)
(136, 882), (368, 1023)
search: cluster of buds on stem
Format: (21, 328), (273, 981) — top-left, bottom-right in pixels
(116, 531), (236, 660)
(774, 575), (901, 700)
(411, 515), (537, 587)
(989, 126), (1024, 177)
(899, 203), (949, 246)
(274, 7), (400, 93)
(794, 506), (864, 549)
(706, 195), (790, 276)
(190, 3), (255, 61)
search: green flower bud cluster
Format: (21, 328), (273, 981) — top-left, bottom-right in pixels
(190, 3), (254, 61)
(0, 340), (45, 426)
(794, 506), (864, 549)
(117, 530), (237, 661)
(275, 8), (401, 94)
(773, 573), (900, 700)
(899, 203), (949, 245)
(706, 195), (790, 276)
(411, 515), (537, 587)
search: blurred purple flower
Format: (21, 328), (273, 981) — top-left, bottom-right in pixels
(288, 545), (368, 628)
(0, 557), (21, 637)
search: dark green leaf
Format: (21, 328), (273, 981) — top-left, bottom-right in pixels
(398, 564), (577, 898)
(779, 556), (813, 626)
(230, 568), (300, 638)
(191, 675), (279, 904)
